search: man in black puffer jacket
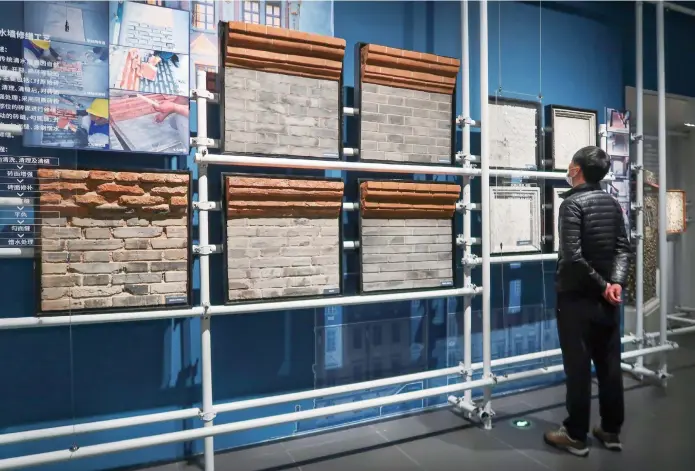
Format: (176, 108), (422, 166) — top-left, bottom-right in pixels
(543, 146), (632, 457)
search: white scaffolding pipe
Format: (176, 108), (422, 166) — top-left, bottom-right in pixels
(656, 1), (669, 376)
(479, 0), (493, 430)
(635, 1), (646, 368)
(460, 0), (473, 408)
(0, 287), (482, 330)
(0, 333), (645, 446)
(0, 343), (673, 471)
(666, 315), (695, 325)
(195, 69), (216, 471)
(675, 306), (695, 313)
(469, 253), (558, 266)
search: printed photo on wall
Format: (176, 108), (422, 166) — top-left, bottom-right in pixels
(607, 132), (630, 156)
(24, 1), (108, 47)
(607, 108), (630, 133)
(109, 2), (190, 55)
(610, 156), (629, 178)
(109, 46), (189, 97)
(108, 90), (189, 154)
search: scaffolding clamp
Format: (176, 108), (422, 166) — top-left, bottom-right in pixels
(631, 202), (643, 212)
(456, 201), (480, 212)
(456, 115), (477, 127)
(632, 163), (643, 172)
(193, 244), (222, 256)
(191, 88), (215, 100)
(631, 231), (643, 240)
(631, 133), (644, 143)
(199, 409), (217, 422)
(461, 254), (479, 266)
(193, 201), (221, 211)
(190, 137), (219, 148)
(458, 362), (473, 379)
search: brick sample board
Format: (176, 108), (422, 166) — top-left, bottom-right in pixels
(358, 44), (459, 165)
(488, 98), (542, 169)
(490, 186), (542, 254)
(220, 22), (346, 159)
(546, 105), (597, 171)
(359, 180), (460, 293)
(36, 169), (191, 315)
(224, 175), (344, 302)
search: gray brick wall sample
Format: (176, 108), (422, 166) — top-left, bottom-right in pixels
(227, 218), (340, 301)
(359, 83), (452, 164)
(222, 68), (340, 158)
(360, 218), (453, 292)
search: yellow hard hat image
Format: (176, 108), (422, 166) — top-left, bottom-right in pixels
(30, 39), (50, 50)
(86, 99), (109, 119)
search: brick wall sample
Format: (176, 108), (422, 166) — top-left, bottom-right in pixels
(359, 181), (459, 293)
(546, 105), (597, 170)
(489, 97), (541, 169)
(225, 175), (344, 302)
(36, 169), (191, 314)
(490, 186), (542, 254)
(358, 44), (460, 165)
(220, 22), (346, 159)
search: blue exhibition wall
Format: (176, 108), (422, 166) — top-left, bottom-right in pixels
(0, 1), (662, 470)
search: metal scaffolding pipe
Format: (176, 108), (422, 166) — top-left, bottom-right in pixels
(656, 0), (669, 375)
(195, 69), (216, 471)
(0, 344), (674, 471)
(635, 0), (646, 368)
(460, 0), (473, 406)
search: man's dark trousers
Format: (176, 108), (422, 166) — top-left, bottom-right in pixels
(556, 292), (625, 441)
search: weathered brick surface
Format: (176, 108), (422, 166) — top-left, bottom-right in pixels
(227, 218), (340, 301)
(222, 68), (340, 158)
(37, 169), (190, 314)
(360, 181), (460, 219)
(361, 219), (453, 292)
(359, 83), (452, 164)
(220, 22), (344, 159)
(359, 180), (457, 293)
(225, 175), (343, 302)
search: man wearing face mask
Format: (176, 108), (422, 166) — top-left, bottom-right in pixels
(543, 146), (632, 457)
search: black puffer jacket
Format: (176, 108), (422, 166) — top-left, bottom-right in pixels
(556, 183), (632, 295)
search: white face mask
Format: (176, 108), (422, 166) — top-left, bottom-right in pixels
(565, 167), (577, 187)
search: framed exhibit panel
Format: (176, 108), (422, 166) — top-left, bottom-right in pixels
(358, 180), (460, 293)
(355, 43), (460, 165)
(219, 22), (346, 160)
(490, 185), (542, 254)
(35, 168), (192, 315)
(488, 97), (542, 170)
(667, 190), (687, 234)
(222, 174), (344, 303)
(551, 187), (565, 252)
(545, 105), (598, 171)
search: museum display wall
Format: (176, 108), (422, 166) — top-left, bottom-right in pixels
(359, 180), (459, 293)
(357, 44), (460, 165)
(220, 22), (346, 159)
(224, 175), (344, 302)
(36, 168), (191, 314)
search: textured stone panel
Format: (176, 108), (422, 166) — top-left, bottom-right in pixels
(37, 169), (190, 314)
(667, 190), (686, 234)
(359, 83), (452, 164)
(358, 44), (459, 165)
(220, 22), (345, 159)
(490, 186), (542, 254)
(489, 99), (540, 169)
(359, 180), (459, 293)
(225, 175), (344, 302)
(361, 219), (453, 293)
(222, 68), (340, 158)
(549, 106), (597, 170)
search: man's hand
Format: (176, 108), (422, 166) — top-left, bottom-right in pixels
(603, 283), (622, 305)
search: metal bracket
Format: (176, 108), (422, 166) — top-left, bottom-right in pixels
(631, 133), (644, 142)
(191, 88), (215, 100)
(631, 231), (643, 240)
(457, 235), (481, 247)
(457, 362), (473, 379)
(464, 283), (478, 292)
(190, 137), (219, 148)
(192, 244), (222, 255)
(631, 203), (643, 212)
(199, 410), (217, 422)
(631, 163), (643, 172)
(461, 254), (480, 266)
(69, 443), (80, 453)
(456, 115), (478, 127)
(193, 201), (221, 211)
(456, 201), (480, 212)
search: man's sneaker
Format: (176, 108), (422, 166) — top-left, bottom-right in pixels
(592, 427), (622, 451)
(543, 426), (590, 457)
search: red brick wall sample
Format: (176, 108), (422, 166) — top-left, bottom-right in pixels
(221, 22), (346, 82)
(37, 168), (190, 314)
(360, 44), (460, 95)
(109, 94), (180, 122)
(226, 176), (344, 218)
(360, 181), (460, 219)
